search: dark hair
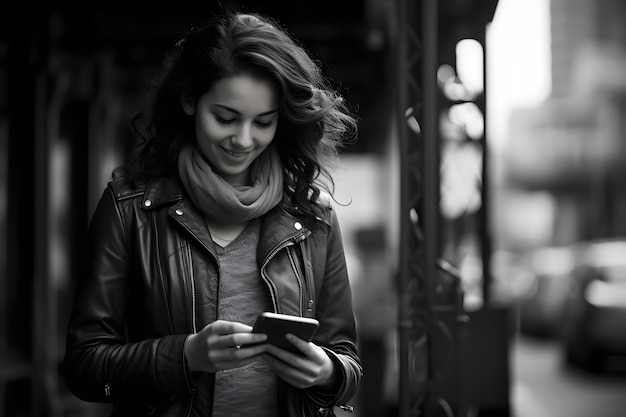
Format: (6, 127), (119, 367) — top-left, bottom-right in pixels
(130, 11), (357, 224)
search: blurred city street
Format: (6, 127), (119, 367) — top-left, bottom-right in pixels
(512, 334), (626, 417)
(4, 0), (626, 415)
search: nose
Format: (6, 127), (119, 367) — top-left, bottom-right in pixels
(231, 123), (253, 149)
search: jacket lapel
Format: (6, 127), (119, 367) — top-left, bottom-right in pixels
(257, 207), (309, 265)
(141, 177), (216, 256)
(168, 199), (216, 255)
(140, 177), (310, 262)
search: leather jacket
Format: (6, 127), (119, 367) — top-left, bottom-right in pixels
(64, 172), (362, 416)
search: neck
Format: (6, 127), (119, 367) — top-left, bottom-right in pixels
(206, 219), (250, 247)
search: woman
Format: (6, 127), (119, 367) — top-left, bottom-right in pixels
(64, 11), (362, 417)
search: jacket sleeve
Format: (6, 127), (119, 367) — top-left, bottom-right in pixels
(63, 186), (194, 402)
(305, 207), (363, 407)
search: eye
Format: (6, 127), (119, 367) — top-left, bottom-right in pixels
(216, 115), (237, 124)
(255, 118), (276, 128)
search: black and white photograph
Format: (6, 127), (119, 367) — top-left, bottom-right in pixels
(1, 1), (626, 416)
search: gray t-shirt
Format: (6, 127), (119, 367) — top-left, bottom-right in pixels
(212, 219), (279, 417)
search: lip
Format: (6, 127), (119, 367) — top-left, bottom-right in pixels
(220, 147), (250, 158)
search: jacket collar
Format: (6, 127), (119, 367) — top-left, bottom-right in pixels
(139, 176), (310, 260)
(257, 207), (310, 265)
(139, 177), (215, 255)
(140, 176), (185, 209)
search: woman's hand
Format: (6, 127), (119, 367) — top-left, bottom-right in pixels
(262, 334), (338, 389)
(184, 320), (269, 373)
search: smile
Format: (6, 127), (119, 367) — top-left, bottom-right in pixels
(222, 148), (249, 158)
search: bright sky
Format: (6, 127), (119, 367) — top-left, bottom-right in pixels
(487, 0), (552, 152)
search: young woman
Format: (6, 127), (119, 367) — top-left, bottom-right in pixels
(64, 11), (361, 417)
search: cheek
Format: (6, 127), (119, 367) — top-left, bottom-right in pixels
(259, 126), (278, 146)
(195, 114), (224, 140)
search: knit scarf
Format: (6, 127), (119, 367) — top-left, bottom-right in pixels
(177, 145), (284, 225)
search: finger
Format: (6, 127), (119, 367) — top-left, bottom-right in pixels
(217, 333), (267, 351)
(262, 354), (311, 388)
(231, 332), (268, 348)
(285, 333), (314, 356)
(234, 341), (269, 358)
(264, 344), (291, 361)
(211, 320), (253, 335)
(222, 344), (270, 367)
(262, 353), (292, 373)
(209, 343), (269, 371)
(265, 344), (307, 369)
(233, 355), (262, 368)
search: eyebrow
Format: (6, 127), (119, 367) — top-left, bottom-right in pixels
(213, 104), (278, 117)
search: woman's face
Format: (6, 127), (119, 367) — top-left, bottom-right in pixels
(185, 75), (279, 185)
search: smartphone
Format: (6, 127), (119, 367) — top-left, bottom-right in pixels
(252, 312), (319, 353)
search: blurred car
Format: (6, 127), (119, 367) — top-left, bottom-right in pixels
(518, 245), (578, 338)
(560, 238), (626, 372)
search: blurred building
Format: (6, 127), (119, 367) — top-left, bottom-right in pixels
(501, 0), (626, 248)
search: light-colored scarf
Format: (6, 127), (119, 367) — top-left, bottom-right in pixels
(177, 145), (284, 225)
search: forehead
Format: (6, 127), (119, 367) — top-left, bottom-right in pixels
(203, 75), (278, 113)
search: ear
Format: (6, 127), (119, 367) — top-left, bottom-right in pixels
(180, 94), (195, 115)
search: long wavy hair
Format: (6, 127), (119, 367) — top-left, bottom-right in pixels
(130, 11), (357, 225)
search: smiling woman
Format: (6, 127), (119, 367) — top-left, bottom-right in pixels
(63, 10), (361, 417)
(181, 75), (279, 186)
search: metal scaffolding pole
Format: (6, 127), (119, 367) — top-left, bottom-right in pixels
(395, 0), (439, 416)
(395, 0), (500, 415)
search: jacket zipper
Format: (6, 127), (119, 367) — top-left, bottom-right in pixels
(184, 240), (221, 416)
(299, 237), (315, 316)
(181, 241), (220, 417)
(152, 215), (177, 334)
(184, 244), (197, 333)
(177, 217), (224, 417)
(261, 231), (306, 314)
(183, 242), (196, 417)
(287, 247), (305, 314)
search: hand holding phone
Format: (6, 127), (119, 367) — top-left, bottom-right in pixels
(254, 313), (336, 389)
(252, 312), (319, 353)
